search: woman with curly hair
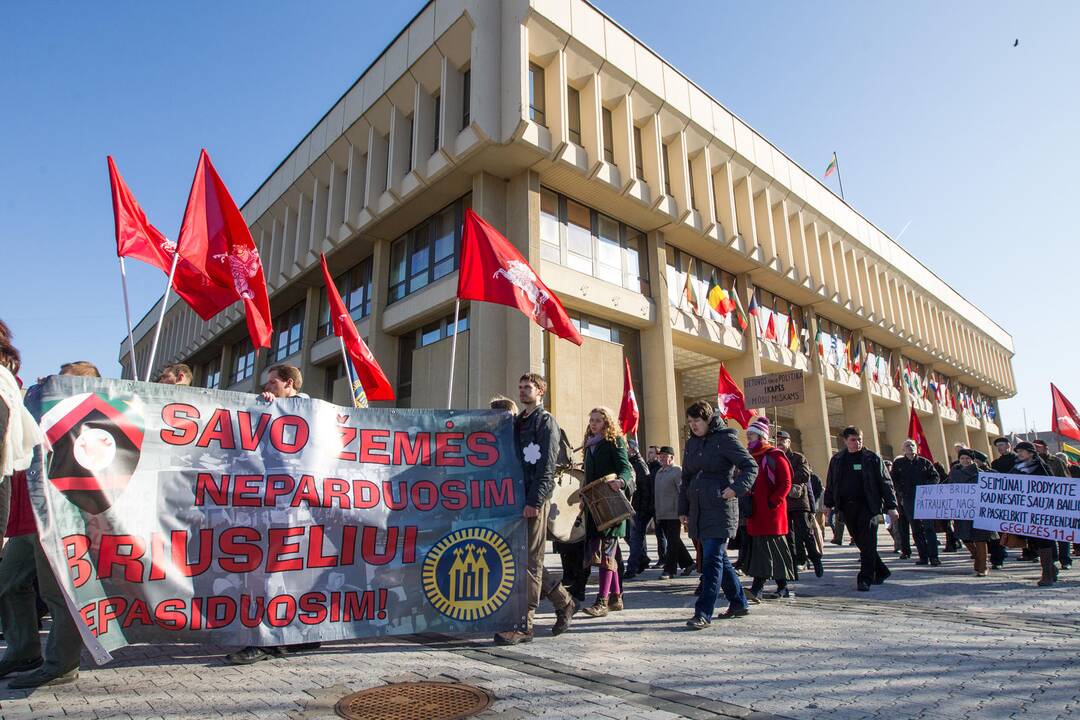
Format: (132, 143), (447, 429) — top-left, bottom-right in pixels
(580, 407), (635, 618)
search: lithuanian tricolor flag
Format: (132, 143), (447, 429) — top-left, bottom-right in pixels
(683, 260), (699, 314)
(707, 271), (736, 314)
(824, 153), (838, 178)
(1063, 442), (1080, 465)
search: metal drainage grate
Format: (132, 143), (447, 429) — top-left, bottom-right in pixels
(335, 681), (492, 720)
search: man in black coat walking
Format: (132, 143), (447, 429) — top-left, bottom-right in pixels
(890, 440), (941, 566)
(824, 426), (900, 591)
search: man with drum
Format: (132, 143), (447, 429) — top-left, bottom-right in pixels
(494, 373), (578, 645)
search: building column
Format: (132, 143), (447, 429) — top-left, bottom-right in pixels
(943, 416), (970, 459)
(842, 332), (879, 454)
(881, 372), (913, 465)
(794, 308), (835, 476)
(641, 230), (680, 456)
(367, 237), (399, 408)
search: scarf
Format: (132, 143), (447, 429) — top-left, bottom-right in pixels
(1014, 457), (1037, 474)
(749, 441), (778, 488)
(0, 366), (40, 476)
(584, 433), (605, 455)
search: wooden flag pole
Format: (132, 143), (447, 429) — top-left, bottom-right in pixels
(446, 298), (461, 409)
(118, 257), (140, 381)
(145, 250), (180, 380)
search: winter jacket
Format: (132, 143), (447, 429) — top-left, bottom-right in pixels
(747, 445), (792, 536)
(823, 447), (898, 514)
(990, 452), (1017, 474)
(678, 416), (758, 540)
(583, 435), (635, 539)
(630, 453), (652, 514)
(653, 464), (683, 521)
(1039, 452), (1069, 478)
(949, 463), (998, 542)
(784, 449), (813, 513)
(890, 455), (940, 510)
(515, 406), (561, 508)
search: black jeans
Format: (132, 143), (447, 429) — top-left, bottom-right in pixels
(894, 504), (913, 555)
(843, 501), (889, 585)
(658, 519), (693, 575)
(554, 539), (590, 601)
(787, 512), (821, 567)
(909, 518), (939, 560)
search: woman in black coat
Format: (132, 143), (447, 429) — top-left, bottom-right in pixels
(949, 449), (997, 576)
(677, 401), (758, 630)
(1011, 442), (1056, 586)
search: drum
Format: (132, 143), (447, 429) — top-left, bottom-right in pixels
(547, 468), (585, 542)
(579, 473), (634, 532)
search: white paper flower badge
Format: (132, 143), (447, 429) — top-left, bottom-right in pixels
(522, 442), (542, 465)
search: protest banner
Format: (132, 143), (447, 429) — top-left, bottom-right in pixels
(25, 376), (526, 665)
(913, 483), (977, 520)
(743, 370), (804, 409)
(973, 472), (1080, 542)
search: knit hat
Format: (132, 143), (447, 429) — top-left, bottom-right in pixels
(1015, 441), (1036, 454)
(747, 417), (770, 442)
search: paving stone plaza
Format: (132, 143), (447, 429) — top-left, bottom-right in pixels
(2, 532), (1077, 720)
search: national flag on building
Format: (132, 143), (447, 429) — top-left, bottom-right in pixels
(717, 363), (752, 429)
(682, 261), (700, 315)
(764, 312), (778, 342)
(732, 287), (749, 331)
(618, 357), (640, 437)
(320, 253), (395, 402)
(458, 208), (583, 345)
(786, 316), (800, 352)
(177, 149), (273, 349)
(851, 339), (862, 375)
(706, 271), (735, 315)
(824, 153), (838, 178)
(1051, 384), (1080, 442)
(748, 294), (762, 335)
(816, 330), (827, 359)
(1063, 442), (1080, 465)
(908, 407), (935, 463)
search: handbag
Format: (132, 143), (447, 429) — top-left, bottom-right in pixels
(1000, 532), (1028, 550)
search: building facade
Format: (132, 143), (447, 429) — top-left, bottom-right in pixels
(120, 0), (1016, 476)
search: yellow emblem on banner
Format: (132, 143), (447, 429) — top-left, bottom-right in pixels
(422, 527), (515, 622)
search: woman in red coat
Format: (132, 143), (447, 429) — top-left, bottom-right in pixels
(744, 417), (797, 601)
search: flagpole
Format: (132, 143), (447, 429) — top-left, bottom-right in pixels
(833, 150), (846, 201)
(118, 257), (140, 382)
(146, 251), (180, 380)
(338, 336), (358, 407)
(446, 298), (461, 409)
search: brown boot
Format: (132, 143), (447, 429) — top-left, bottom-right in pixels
(608, 593), (624, 612)
(973, 542), (988, 576)
(494, 625), (534, 645)
(1037, 549), (1057, 586)
(551, 600), (580, 636)
(582, 597), (608, 617)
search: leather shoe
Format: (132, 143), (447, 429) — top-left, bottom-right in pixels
(857, 581), (871, 592)
(915, 558), (929, 566)
(0, 657), (43, 680)
(812, 558), (824, 577)
(716, 606), (749, 620)
(872, 567), (891, 585)
(7, 667), (78, 689)
(552, 600), (580, 636)
(930, 558), (942, 566)
(226, 646), (279, 665)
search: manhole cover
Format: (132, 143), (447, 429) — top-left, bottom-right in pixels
(335, 681), (492, 720)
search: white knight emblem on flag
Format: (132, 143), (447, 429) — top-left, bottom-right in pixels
(492, 261), (549, 318)
(213, 246), (262, 299)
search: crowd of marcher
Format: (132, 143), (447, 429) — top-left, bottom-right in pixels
(1, 316), (1076, 686)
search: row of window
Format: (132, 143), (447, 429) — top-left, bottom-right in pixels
(388, 195), (471, 303)
(540, 187), (649, 294)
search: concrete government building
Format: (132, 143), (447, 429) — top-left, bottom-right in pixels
(121, 0), (1016, 475)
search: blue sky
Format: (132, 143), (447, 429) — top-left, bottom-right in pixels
(1, 1), (1077, 434)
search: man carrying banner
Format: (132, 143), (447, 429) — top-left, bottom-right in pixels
(494, 373), (577, 645)
(890, 440), (941, 566)
(823, 426), (899, 591)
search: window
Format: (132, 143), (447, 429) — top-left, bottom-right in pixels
(461, 69), (471, 129)
(601, 107), (614, 163)
(432, 93), (441, 154)
(318, 258), (373, 339)
(324, 361), (345, 402)
(272, 302), (304, 361)
(204, 356), (221, 390)
(567, 86), (582, 145)
(537, 187), (649, 295)
(528, 63), (546, 126)
(666, 248), (736, 325)
(397, 334), (415, 408)
(662, 143), (672, 196)
(387, 195), (472, 304)
(397, 309), (470, 408)
(633, 126), (644, 180)
(571, 315), (620, 344)
(232, 339), (255, 384)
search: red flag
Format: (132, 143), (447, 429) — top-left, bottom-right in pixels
(618, 358), (639, 436)
(717, 363), (753, 429)
(764, 312), (778, 341)
(1051, 384), (1080, 442)
(178, 150), (272, 349)
(908, 408), (935, 462)
(320, 254), (394, 401)
(108, 156), (174, 270)
(458, 209), (583, 345)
